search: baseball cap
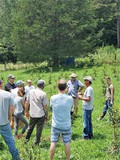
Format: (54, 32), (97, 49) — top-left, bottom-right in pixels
(70, 73), (77, 78)
(0, 80), (3, 85)
(8, 74), (15, 79)
(37, 79), (45, 87)
(16, 80), (24, 86)
(84, 76), (92, 82)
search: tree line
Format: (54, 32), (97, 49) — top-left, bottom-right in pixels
(0, 0), (119, 66)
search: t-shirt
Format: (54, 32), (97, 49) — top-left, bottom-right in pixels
(11, 88), (19, 99)
(0, 90), (14, 125)
(25, 85), (35, 98)
(50, 93), (73, 130)
(5, 82), (16, 92)
(82, 86), (94, 110)
(27, 88), (48, 118)
(14, 96), (24, 115)
(67, 79), (84, 98)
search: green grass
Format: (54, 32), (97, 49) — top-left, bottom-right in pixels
(0, 65), (120, 160)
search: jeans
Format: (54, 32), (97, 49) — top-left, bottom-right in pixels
(0, 123), (21, 160)
(25, 116), (45, 145)
(83, 109), (93, 139)
(14, 113), (28, 136)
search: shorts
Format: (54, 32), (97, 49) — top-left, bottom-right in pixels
(51, 127), (72, 144)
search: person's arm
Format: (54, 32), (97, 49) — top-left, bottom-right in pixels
(78, 80), (84, 93)
(78, 94), (91, 102)
(25, 100), (30, 118)
(43, 105), (48, 120)
(110, 85), (114, 105)
(9, 105), (14, 128)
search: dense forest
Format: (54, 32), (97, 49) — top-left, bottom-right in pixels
(0, 0), (119, 65)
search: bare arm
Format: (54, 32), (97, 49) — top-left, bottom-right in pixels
(110, 85), (114, 104)
(8, 105), (14, 122)
(43, 105), (48, 120)
(78, 86), (84, 93)
(25, 101), (30, 118)
(78, 94), (91, 102)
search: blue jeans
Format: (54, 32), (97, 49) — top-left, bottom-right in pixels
(14, 113), (28, 136)
(0, 123), (21, 160)
(103, 99), (112, 115)
(83, 109), (93, 139)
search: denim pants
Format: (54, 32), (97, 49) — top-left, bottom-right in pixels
(103, 99), (112, 115)
(14, 113), (28, 136)
(83, 109), (93, 139)
(0, 123), (20, 160)
(25, 116), (45, 145)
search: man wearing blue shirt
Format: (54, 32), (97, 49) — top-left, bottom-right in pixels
(67, 73), (84, 116)
(50, 79), (73, 160)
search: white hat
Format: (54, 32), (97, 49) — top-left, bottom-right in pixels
(84, 76), (92, 82)
(70, 73), (77, 78)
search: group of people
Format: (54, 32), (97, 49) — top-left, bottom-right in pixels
(0, 73), (114, 160)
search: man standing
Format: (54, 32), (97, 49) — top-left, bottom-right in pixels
(50, 79), (73, 160)
(67, 73), (84, 116)
(25, 80), (48, 145)
(5, 74), (16, 92)
(78, 76), (94, 140)
(98, 76), (114, 120)
(0, 80), (21, 160)
(25, 79), (35, 99)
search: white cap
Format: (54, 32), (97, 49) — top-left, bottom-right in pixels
(84, 76), (92, 82)
(70, 73), (77, 78)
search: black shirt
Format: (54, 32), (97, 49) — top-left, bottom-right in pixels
(5, 82), (16, 92)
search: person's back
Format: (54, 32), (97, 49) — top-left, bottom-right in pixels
(28, 88), (47, 118)
(50, 93), (73, 130)
(0, 90), (12, 125)
(50, 79), (73, 160)
(14, 96), (24, 115)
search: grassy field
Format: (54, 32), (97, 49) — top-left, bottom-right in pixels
(0, 65), (120, 160)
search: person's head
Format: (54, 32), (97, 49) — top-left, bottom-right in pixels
(16, 80), (25, 89)
(0, 80), (3, 89)
(8, 74), (15, 84)
(37, 79), (45, 89)
(18, 88), (25, 97)
(70, 73), (77, 82)
(58, 79), (67, 92)
(106, 76), (111, 85)
(84, 76), (92, 86)
(27, 79), (32, 87)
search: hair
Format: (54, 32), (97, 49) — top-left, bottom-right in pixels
(58, 79), (67, 91)
(18, 88), (25, 97)
(106, 76), (110, 80)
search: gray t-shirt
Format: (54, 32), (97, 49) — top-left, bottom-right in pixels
(0, 90), (14, 125)
(82, 86), (94, 110)
(14, 96), (24, 115)
(27, 88), (48, 118)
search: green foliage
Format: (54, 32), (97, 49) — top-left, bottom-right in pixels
(0, 64), (120, 159)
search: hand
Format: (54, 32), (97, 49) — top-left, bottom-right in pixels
(25, 112), (29, 119)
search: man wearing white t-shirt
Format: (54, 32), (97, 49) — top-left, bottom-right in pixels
(25, 80), (35, 99)
(78, 76), (94, 140)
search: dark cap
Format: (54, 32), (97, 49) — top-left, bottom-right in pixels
(37, 79), (45, 88)
(0, 80), (3, 85)
(8, 74), (15, 79)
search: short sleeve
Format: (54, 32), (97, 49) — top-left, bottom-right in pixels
(43, 94), (48, 106)
(86, 88), (92, 97)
